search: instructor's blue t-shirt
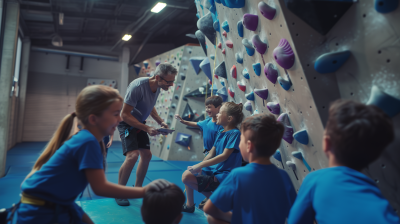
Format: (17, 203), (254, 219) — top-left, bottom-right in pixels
(197, 117), (223, 151)
(21, 130), (104, 205)
(202, 129), (242, 183)
(210, 163), (297, 224)
(288, 166), (400, 224)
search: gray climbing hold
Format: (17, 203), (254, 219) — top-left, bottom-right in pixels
(195, 30), (208, 56)
(217, 86), (228, 102)
(197, 12), (216, 45)
(210, 55), (215, 60)
(200, 57), (212, 80)
(213, 20), (220, 32)
(235, 53), (243, 64)
(214, 61), (227, 79)
(286, 161), (296, 170)
(242, 38), (255, 56)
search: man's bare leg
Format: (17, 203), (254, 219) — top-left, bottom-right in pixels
(135, 148), (152, 187)
(118, 150), (139, 185)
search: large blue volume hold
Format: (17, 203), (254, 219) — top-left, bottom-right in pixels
(213, 20), (220, 32)
(293, 129), (309, 145)
(375, 0), (399, 13)
(367, 85), (400, 118)
(237, 21), (244, 37)
(314, 51), (351, 74)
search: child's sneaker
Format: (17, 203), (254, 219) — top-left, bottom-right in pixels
(199, 198), (209, 210)
(182, 203), (196, 213)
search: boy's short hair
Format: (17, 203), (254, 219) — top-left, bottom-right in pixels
(141, 184), (185, 224)
(241, 114), (284, 157)
(205, 96), (223, 108)
(326, 100), (394, 170)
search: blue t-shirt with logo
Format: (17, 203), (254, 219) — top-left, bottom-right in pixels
(202, 128), (242, 183)
(197, 117), (223, 151)
(288, 166), (400, 224)
(210, 163), (297, 224)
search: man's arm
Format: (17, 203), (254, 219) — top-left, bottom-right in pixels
(150, 107), (169, 129)
(121, 103), (158, 136)
(175, 114), (198, 127)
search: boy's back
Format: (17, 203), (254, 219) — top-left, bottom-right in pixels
(288, 166), (400, 224)
(210, 163), (296, 224)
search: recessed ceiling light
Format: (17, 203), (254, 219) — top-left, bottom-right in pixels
(122, 34), (132, 41)
(151, 2), (167, 13)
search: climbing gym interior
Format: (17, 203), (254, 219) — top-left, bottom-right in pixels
(0, 0), (399, 223)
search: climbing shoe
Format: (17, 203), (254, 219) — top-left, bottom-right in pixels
(115, 198), (130, 206)
(182, 203), (196, 213)
(199, 198), (209, 210)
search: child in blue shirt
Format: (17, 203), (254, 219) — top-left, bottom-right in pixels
(181, 102), (244, 213)
(288, 100), (399, 224)
(204, 114), (297, 224)
(17, 85), (171, 224)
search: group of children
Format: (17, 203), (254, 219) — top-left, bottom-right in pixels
(11, 85), (399, 224)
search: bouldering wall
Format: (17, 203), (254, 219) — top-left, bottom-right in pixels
(195, 0), (400, 212)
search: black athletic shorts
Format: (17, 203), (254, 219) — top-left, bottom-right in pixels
(196, 174), (220, 192)
(117, 121), (150, 156)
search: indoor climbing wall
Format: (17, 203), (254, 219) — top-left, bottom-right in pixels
(195, 0), (400, 211)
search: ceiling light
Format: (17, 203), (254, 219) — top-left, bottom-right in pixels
(122, 34), (132, 41)
(59, 13), (64, 25)
(151, 2), (167, 13)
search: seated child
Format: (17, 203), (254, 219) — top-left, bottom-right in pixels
(141, 183), (185, 224)
(288, 100), (399, 224)
(204, 114), (297, 224)
(181, 102), (244, 213)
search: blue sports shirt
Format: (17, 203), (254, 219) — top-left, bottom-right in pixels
(197, 117), (223, 151)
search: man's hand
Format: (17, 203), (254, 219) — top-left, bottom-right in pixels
(188, 165), (202, 175)
(174, 114), (185, 124)
(145, 179), (171, 192)
(146, 126), (160, 136)
(106, 141), (112, 148)
(160, 122), (169, 129)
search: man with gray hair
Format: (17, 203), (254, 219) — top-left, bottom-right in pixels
(115, 63), (177, 206)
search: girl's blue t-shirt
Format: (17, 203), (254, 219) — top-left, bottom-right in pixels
(197, 117), (223, 151)
(202, 128), (242, 183)
(21, 129), (104, 205)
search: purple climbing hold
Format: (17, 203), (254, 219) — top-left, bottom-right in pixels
(258, 1), (276, 20)
(244, 101), (252, 112)
(254, 88), (268, 100)
(242, 13), (258, 31)
(273, 38), (295, 69)
(264, 63), (278, 84)
(252, 35), (268, 54)
(277, 113), (294, 144)
(155, 60), (161, 67)
(266, 102), (280, 115)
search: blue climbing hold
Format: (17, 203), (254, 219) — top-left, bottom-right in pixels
(189, 57), (206, 74)
(237, 21), (244, 37)
(367, 85), (400, 118)
(223, 0), (245, 8)
(167, 145), (170, 150)
(242, 68), (250, 79)
(252, 63), (261, 76)
(314, 50), (351, 74)
(213, 20), (220, 32)
(143, 61), (149, 69)
(278, 75), (292, 91)
(215, 0), (221, 3)
(293, 129), (309, 145)
(242, 39), (255, 56)
(235, 53), (243, 64)
(210, 55), (215, 60)
(175, 133), (192, 147)
(245, 91), (255, 101)
(375, 0), (399, 13)
(209, 5), (216, 14)
(222, 20), (229, 32)
(217, 86), (228, 102)
(200, 57), (212, 80)
(273, 150), (282, 162)
(221, 80), (225, 86)
(292, 151), (311, 171)
(196, 13), (200, 18)
(133, 64), (141, 75)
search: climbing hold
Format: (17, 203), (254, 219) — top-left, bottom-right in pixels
(242, 39), (255, 56)
(208, 79), (212, 85)
(258, 1), (276, 20)
(222, 20), (230, 32)
(143, 61), (149, 69)
(286, 161), (296, 170)
(278, 75), (292, 91)
(197, 12), (216, 45)
(222, 49), (226, 54)
(277, 113), (294, 144)
(222, 31), (227, 38)
(293, 129), (309, 145)
(245, 91), (255, 101)
(273, 150), (282, 161)
(169, 112), (174, 118)
(264, 63), (278, 84)
(226, 40), (233, 48)
(235, 53), (243, 64)
(252, 35), (268, 55)
(189, 57), (206, 74)
(292, 151), (311, 171)
(213, 20), (220, 32)
(244, 101), (252, 112)
(167, 145), (170, 150)
(252, 110), (259, 116)
(314, 51), (351, 74)
(223, 0), (245, 8)
(155, 60), (161, 67)
(175, 133), (192, 147)
(375, 0), (399, 13)
(210, 55), (215, 60)
(237, 21), (244, 37)
(214, 74), (219, 79)
(252, 63), (261, 76)
(242, 13), (258, 31)
(183, 97), (188, 101)
(230, 65), (237, 79)
(182, 103), (195, 121)
(196, 13), (200, 19)
(181, 74), (186, 80)
(195, 30), (208, 56)
(273, 39), (295, 69)
(204, 0), (211, 9)
(218, 42), (222, 49)
(242, 68), (250, 79)
(220, 80), (225, 86)
(174, 94), (179, 100)
(200, 57), (212, 80)
(237, 81), (246, 92)
(266, 102), (280, 115)
(214, 61), (227, 79)
(171, 103), (177, 109)
(367, 85), (400, 118)
(254, 88), (269, 104)
(133, 64), (141, 75)
(217, 86), (228, 102)
(228, 87), (235, 98)
(209, 4), (216, 14)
